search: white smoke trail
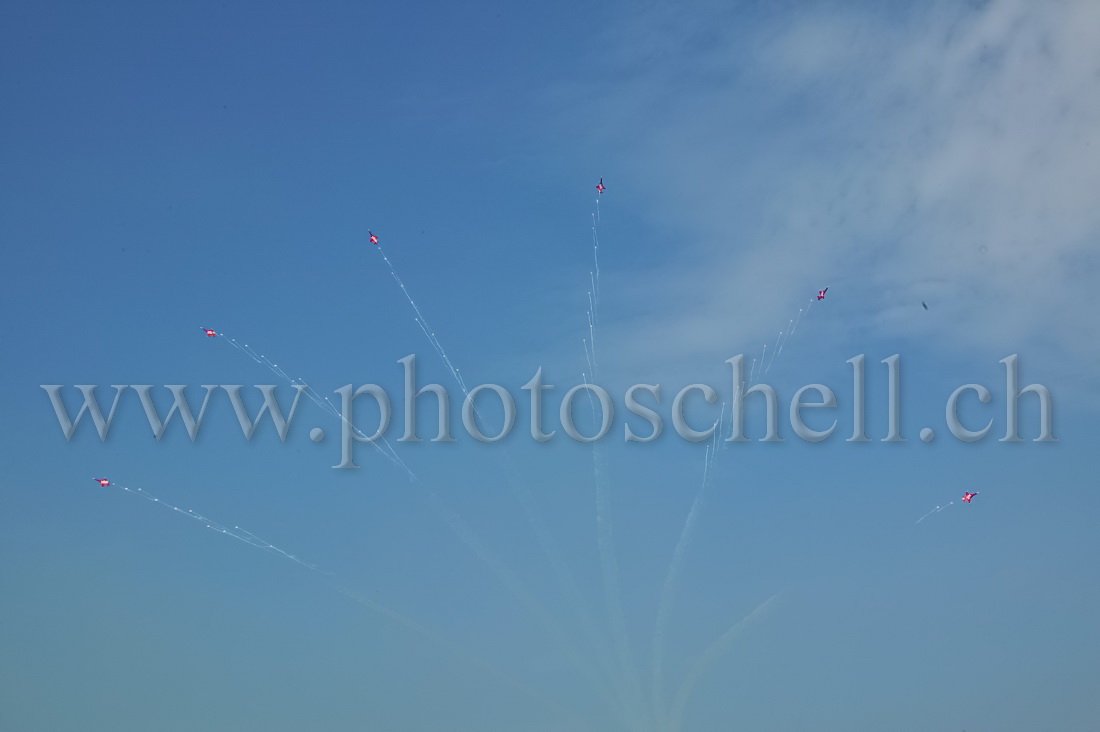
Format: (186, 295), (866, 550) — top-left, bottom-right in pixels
(583, 188), (648, 727)
(668, 594), (781, 732)
(369, 236), (624, 713)
(98, 479), (564, 714)
(763, 330), (784, 375)
(214, 332), (415, 481)
(650, 404), (726, 729)
(916, 501), (954, 523)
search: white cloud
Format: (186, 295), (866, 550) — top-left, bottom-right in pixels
(553, 0), (1100, 393)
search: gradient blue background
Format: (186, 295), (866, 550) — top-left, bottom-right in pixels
(2, 2), (1098, 730)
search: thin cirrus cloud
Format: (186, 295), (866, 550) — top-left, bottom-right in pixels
(554, 1), (1100, 393)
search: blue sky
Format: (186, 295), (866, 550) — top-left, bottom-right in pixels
(2, 1), (1099, 730)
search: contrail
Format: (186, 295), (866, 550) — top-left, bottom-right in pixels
(370, 236), (624, 715)
(99, 479), (565, 715)
(916, 501), (954, 523)
(668, 594), (780, 732)
(651, 406), (725, 729)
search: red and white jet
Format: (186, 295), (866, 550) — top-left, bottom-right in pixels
(596, 178), (605, 195)
(369, 230), (379, 245)
(94, 478), (111, 487)
(962, 491), (978, 503)
(817, 287), (829, 301)
(201, 328), (217, 338)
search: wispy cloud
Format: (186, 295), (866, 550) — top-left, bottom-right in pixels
(554, 0), (1100, 391)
